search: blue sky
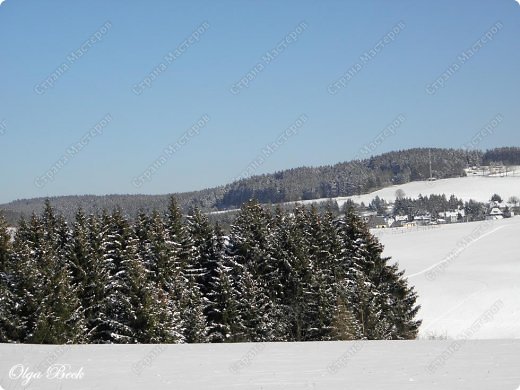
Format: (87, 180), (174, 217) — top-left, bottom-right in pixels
(0, 0), (519, 204)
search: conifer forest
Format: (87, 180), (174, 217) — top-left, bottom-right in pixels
(0, 198), (420, 344)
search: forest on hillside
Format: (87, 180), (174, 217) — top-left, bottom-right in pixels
(2, 147), (518, 225)
(0, 199), (420, 344)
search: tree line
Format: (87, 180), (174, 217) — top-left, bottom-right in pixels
(0, 198), (421, 344)
(483, 147), (520, 166)
(3, 146), (519, 225)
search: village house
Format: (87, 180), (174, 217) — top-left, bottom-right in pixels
(486, 207), (504, 221)
(438, 209), (465, 223)
(391, 220), (417, 228)
(366, 216), (390, 229)
(413, 213), (432, 226)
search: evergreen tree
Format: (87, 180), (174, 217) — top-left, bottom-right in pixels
(186, 207), (219, 297)
(268, 207), (303, 341)
(122, 235), (184, 343)
(0, 211), (10, 272)
(330, 296), (361, 340)
(146, 210), (177, 291)
(0, 212), (16, 342)
(179, 277), (208, 343)
(93, 209), (136, 343)
(273, 204), (313, 341)
(69, 209), (100, 330)
(130, 214), (184, 343)
(233, 268), (272, 342)
(228, 200), (276, 341)
(303, 207), (343, 340)
(164, 197), (196, 277)
(206, 223), (241, 342)
(31, 202), (86, 343)
(5, 216), (42, 342)
(336, 208), (421, 339)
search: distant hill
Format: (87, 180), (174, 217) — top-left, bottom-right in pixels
(1, 147), (519, 225)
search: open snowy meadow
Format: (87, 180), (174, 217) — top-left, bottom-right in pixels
(299, 175), (520, 208)
(1, 340), (520, 389)
(374, 216), (520, 340)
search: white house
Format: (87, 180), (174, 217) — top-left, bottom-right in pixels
(438, 210), (465, 223)
(414, 213), (432, 225)
(486, 207), (504, 220)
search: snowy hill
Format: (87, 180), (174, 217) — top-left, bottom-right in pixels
(298, 174), (520, 208)
(0, 340), (519, 389)
(374, 217), (520, 339)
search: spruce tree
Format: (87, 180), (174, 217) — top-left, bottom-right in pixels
(179, 277), (208, 343)
(6, 216), (42, 342)
(228, 200), (275, 341)
(0, 212), (15, 342)
(234, 268), (272, 342)
(94, 209), (135, 343)
(206, 223), (241, 342)
(274, 204), (312, 341)
(164, 197), (196, 278)
(69, 209), (104, 339)
(336, 208), (421, 339)
(31, 202), (86, 343)
(302, 207), (341, 340)
(186, 208), (219, 297)
(129, 218), (184, 343)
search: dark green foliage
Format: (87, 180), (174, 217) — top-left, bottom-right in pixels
(0, 211), (16, 342)
(464, 200), (488, 222)
(393, 194), (465, 218)
(206, 228), (241, 342)
(491, 194), (503, 203)
(0, 197), (421, 344)
(335, 209), (421, 339)
(5, 203), (87, 344)
(483, 147), (520, 166)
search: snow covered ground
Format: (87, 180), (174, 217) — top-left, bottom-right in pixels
(374, 217), (520, 339)
(0, 340), (519, 389)
(208, 175), (520, 216)
(298, 175), (520, 207)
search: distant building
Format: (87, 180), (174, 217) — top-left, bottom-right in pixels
(489, 164), (507, 176)
(366, 216), (389, 229)
(486, 207), (504, 220)
(438, 210), (465, 223)
(414, 213), (432, 226)
(360, 211), (377, 223)
(392, 220), (417, 228)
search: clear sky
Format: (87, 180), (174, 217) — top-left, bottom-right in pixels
(1, 0), (519, 204)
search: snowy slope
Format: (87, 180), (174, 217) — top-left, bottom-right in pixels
(0, 340), (519, 389)
(297, 175), (520, 207)
(374, 217), (520, 339)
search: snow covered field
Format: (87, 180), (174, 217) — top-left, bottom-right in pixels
(374, 217), (520, 339)
(299, 175), (520, 207)
(0, 340), (519, 389)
